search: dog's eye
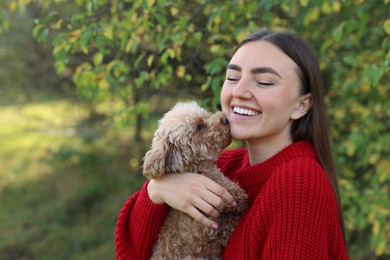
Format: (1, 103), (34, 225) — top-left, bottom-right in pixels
(196, 123), (206, 131)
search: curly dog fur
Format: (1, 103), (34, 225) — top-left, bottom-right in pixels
(143, 101), (248, 260)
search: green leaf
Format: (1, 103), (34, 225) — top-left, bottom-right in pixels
(154, 13), (167, 26)
(344, 57), (358, 67)
(332, 23), (344, 42)
(32, 24), (43, 38)
(364, 64), (383, 87)
(39, 28), (49, 42)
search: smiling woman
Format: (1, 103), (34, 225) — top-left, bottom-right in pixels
(115, 29), (348, 260)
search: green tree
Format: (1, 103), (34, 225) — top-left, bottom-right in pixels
(1, 0), (389, 258)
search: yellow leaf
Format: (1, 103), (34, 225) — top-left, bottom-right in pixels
(77, 62), (92, 73)
(103, 26), (113, 40)
(372, 221), (380, 236)
(378, 160), (390, 183)
(210, 44), (220, 53)
(281, 3), (289, 12)
(54, 19), (63, 30)
(345, 141), (356, 157)
(300, 0), (308, 7)
(369, 153), (380, 164)
(95, 72), (106, 81)
(188, 23), (195, 33)
(147, 0), (155, 7)
(361, 82), (370, 94)
(176, 65), (185, 78)
(214, 16), (221, 25)
(304, 7), (320, 26)
(125, 39), (132, 53)
(129, 158), (139, 170)
(170, 6), (179, 16)
(374, 240), (386, 256)
(212, 24), (220, 34)
(321, 2), (332, 14)
(82, 46), (89, 55)
(69, 29), (82, 42)
(271, 17), (283, 27)
(167, 48), (175, 59)
(236, 29), (249, 43)
(368, 211), (376, 222)
(93, 53), (103, 66)
(95, 72), (108, 89)
(384, 20), (390, 35)
(147, 55), (154, 67)
(332, 1), (341, 12)
(156, 24), (163, 32)
(9, 2), (15, 11)
(98, 79), (109, 89)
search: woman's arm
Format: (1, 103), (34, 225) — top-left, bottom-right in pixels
(115, 173), (236, 259)
(115, 181), (169, 260)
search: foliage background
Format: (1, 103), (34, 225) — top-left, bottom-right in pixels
(0, 0), (389, 259)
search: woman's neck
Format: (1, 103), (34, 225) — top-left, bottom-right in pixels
(246, 136), (293, 165)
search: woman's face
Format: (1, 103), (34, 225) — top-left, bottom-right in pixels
(221, 40), (310, 145)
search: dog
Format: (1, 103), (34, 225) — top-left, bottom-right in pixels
(143, 101), (248, 259)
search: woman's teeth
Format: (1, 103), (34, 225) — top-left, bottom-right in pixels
(233, 107), (260, 116)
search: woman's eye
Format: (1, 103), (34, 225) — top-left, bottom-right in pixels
(257, 81), (273, 86)
(226, 76), (239, 82)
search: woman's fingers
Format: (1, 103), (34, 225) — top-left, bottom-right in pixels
(203, 179), (237, 209)
(147, 173), (236, 227)
(186, 206), (219, 229)
(191, 195), (221, 219)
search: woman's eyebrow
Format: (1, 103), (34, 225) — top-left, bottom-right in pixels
(251, 67), (282, 79)
(226, 64), (241, 72)
(227, 64), (282, 79)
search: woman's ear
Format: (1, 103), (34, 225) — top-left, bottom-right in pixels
(291, 93), (312, 120)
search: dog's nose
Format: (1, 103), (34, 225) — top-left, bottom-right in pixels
(221, 117), (230, 125)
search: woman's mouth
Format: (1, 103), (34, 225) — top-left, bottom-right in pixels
(233, 106), (261, 116)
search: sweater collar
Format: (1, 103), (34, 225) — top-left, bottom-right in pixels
(232, 141), (317, 190)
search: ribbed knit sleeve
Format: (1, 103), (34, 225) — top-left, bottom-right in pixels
(115, 180), (169, 260)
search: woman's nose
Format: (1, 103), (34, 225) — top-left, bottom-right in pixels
(232, 79), (252, 99)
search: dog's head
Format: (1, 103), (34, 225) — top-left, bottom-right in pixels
(143, 101), (231, 179)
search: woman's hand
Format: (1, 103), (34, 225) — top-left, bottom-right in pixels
(147, 173), (237, 229)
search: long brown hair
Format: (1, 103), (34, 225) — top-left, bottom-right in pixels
(236, 29), (348, 251)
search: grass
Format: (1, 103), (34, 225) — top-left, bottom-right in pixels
(0, 93), (149, 259)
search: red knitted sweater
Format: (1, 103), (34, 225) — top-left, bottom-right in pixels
(115, 141), (348, 259)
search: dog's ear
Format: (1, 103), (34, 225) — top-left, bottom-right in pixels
(142, 134), (185, 180)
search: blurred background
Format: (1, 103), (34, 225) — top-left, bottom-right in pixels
(0, 0), (388, 259)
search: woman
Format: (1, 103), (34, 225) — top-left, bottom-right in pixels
(115, 29), (348, 259)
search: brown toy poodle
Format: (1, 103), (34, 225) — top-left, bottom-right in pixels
(143, 101), (248, 259)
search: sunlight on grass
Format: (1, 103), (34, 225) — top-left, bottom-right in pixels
(0, 96), (147, 259)
(0, 100), (88, 190)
